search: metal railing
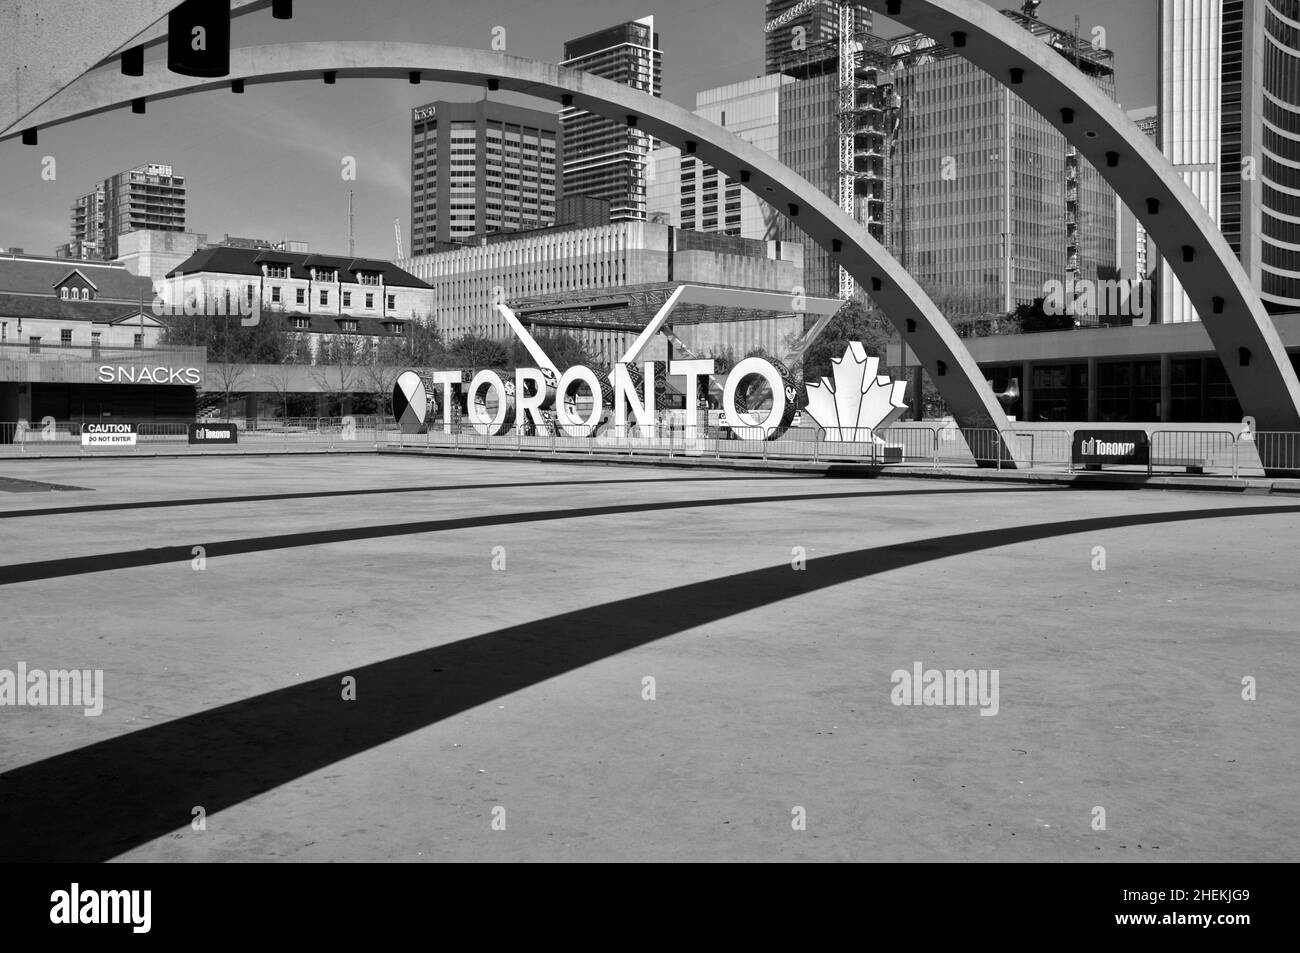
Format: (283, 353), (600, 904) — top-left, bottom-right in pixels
(1, 416), (397, 455)
(8, 418), (1300, 479)
(1147, 430), (1238, 477)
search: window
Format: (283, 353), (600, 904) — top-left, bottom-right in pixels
(342, 291), (352, 307)
(61, 329), (72, 347)
(292, 317), (310, 330)
(90, 332), (101, 358)
(296, 288), (306, 305)
(385, 321), (405, 335)
(81, 288), (90, 300)
(134, 333), (144, 349)
(339, 319), (358, 332)
(29, 336), (41, 354)
(60, 288), (69, 300)
(386, 294), (396, 309)
(365, 293), (374, 309)
(266, 264), (289, 279)
(319, 290), (328, 306)
(271, 286), (281, 303)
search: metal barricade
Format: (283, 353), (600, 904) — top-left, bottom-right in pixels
(879, 425), (938, 466)
(1239, 431), (1300, 477)
(998, 429), (1072, 470)
(1148, 430), (1237, 476)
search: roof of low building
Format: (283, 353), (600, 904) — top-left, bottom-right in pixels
(169, 246), (431, 288)
(0, 292), (150, 324)
(0, 255), (155, 301)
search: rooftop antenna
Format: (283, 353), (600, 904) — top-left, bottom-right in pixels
(348, 189), (355, 257)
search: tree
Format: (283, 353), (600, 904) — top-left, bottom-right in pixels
(265, 361), (296, 420)
(405, 319), (447, 367)
(310, 333), (366, 416)
(449, 333), (508, 370)
(1012, 297), (1073, 333)
(799, 300), (895, 386)
(509, 330), (603, 372)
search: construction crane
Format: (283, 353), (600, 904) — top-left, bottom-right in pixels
(393, 218), (404, 260)
(764, 0), (865, 300)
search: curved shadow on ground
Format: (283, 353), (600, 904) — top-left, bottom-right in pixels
(0, 485), (1049, 585)
(0, 473), (812, 520)
(1, 497), (1295, 861)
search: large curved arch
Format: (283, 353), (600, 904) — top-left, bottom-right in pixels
(859, 0), (1300, 434)
(0, 41), (1023, 457)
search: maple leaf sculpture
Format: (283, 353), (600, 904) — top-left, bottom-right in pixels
(803, 342), (908, 442)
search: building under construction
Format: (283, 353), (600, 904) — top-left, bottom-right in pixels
(764, 0), (898, 299)
(884, 5), (1120, 314)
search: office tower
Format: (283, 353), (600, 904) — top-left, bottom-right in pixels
(647, 75), (793, 238)
(887, 10), (1119, 314)
(1159, 0), (1300, 320)
(560, 16), (662, 222)
(409, 100), (562, 255)
(60, 163), (186, 261)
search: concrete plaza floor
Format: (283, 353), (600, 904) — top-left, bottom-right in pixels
(0, 454), (1297, 862)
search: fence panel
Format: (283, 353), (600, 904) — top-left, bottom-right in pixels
(879, 426), (937, 466)
(998, 430), (1072, 470)
(1148, 430), (1237, 475)
(1239, 432), (1300, 476)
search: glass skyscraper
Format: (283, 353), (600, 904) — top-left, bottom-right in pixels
(887, 11), (1119, 314)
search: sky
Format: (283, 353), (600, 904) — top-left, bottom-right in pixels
(0, 0), (1158, 262)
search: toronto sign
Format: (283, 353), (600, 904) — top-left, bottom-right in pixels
(394, 340), (908, 447)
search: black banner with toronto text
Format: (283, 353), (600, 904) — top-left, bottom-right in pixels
(187, 423), (238, 445)
(1072, 430), (1151, 467)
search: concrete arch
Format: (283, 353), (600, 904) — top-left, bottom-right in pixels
(858, 0), (1300, 433)
(0, 41), (1020, 451)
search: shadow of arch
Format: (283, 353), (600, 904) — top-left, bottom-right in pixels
(0, 484), (1051, 586)
(1, 496), (1296, 861)
(0, 473), (815, 521)
(858, 0), (1300, 437)
(0, 41), (1023, 462)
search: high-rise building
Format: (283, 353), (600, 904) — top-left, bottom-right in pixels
(1117, 108), (1159, 286)
(763, 1), (873, 79)
(409, 100), (562, 255)
(560, 16), (662, 222)
(647, 75), (793, 239)
(886, 11), (1119, 314)
(1158, 0), (1300, 320)
(761, 2), (893, 299)
(60, 163), (186, 261)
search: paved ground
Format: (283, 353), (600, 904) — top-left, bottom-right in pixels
(0, 454), (1296, 862)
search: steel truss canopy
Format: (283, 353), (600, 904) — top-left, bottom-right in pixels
(510, 282), (842, 331)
